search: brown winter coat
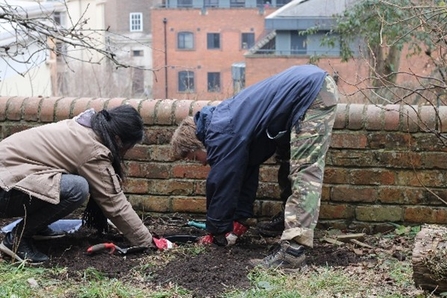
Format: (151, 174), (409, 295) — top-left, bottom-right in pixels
(0, 117), (153, 247)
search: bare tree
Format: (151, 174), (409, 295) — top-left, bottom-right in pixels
(319, 0), (447, 107)
(0, 0), (154, 97)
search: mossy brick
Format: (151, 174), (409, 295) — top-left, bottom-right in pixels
(396, 170), (446, 187)
(322, 168), (350, 184)
(55, 97), (76, 120)
(377, 186), (425, 205)
(365, 104), (384, 131)
(123, 178), (149, 194)
(7, 97), (26, 120)
(72, 98), (91, 116)
(383, 104), (401, 131)
(259, 165), (278, 182)
(368, 132), (412, 150)
(156, 99), (175, 125)
(259, 200), (283, 218)
(174, 99), (194, 123)
(191, 100), (210, 115)
(149, 145), (174, 162)
(319, 203), (354, 220)
(327, 150), (375, 167)
(147, 180), (195, 195)
(252, 200), (262, 217)
(126, 161), (170, 179)
(419, 105), (437, 131)
(125, 145), (150, 161)
(355, 205), (403, 222)
(23, 97), (43, 121)
(333, 103), (347, 129)
(404, 206), (447, 224)
(5, 124), (34, 136)
(321, 185), (330, 201)
(87, 98), (108, 111)
(194, 180), (206, 195)
(438, 106), (447, 132)
(172, 164), (210, 179)
(40, 97), (60, 122)
(331, 186), (377, 203)
(256, 182), (280, 198)
(401, 105), (419, 133)
(330, 133), (367, 149)
(141, 127), (172, 146)
(347, 104), (365, 130)
(128, 195), (171, 213)
(420, 152), (447, 170)
(349, 169), (395, 186)
(140, 99), (159, 125)
(172, 197), (206, 213)
(0, 97), (12, 121)
(106, 98), (127, 109)
(124, 98), (143, 111)
(373, 151), (421, 169)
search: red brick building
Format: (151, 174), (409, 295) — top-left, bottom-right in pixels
(151, 0), (433, 103)
(151, 6), (276, 100)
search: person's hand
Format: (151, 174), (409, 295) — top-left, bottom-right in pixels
(153, 237), (175, 250)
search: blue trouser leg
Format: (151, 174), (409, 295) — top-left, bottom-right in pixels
(0, 174), (89, 237)
(234, 165), (259, 221)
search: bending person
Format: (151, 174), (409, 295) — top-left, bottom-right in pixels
(171, 65), (338, 270)
(0, 105), (154, 264)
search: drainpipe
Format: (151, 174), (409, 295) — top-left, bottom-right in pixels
(163, 18), (168, 99)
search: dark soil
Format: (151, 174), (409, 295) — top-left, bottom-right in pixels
(0, 215), (396, 297)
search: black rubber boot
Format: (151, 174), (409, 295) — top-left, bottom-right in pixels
(257, 210), (285, 237)
(0, 231), (49, 264)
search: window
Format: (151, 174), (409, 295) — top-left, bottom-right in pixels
(132, 68), (144, 95)
(230, 0), (245, 7)
(53, 11), (66, 26)
(178, 32), (194, 50)
(204, 0), (219, 7)
(178, 71), (195, 92)
(178, 0), (193, 7)
(291, 31), (307, 54)
(133, 50), (143, 57)
(207, 72), (221, 92)
(241, 33), (255, 49)
(207, 33), (220, 49)
(130, 13), (143, 32)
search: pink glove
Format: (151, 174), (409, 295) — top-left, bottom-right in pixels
(153, 237), (175, 250)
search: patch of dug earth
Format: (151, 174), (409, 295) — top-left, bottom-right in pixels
(0, 215), (388, 297)
(151, 232), (371, 297)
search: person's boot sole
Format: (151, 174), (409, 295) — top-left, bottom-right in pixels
(0, 242), (45, 265)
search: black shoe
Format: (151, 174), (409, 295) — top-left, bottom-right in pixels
(257, 211), (285, 237)
(0, 232), (49, 264)
(248, 241), (306, 271)
(33, 226), (66, 240)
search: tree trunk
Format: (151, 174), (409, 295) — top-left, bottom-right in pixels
(412, 225), (447, 293)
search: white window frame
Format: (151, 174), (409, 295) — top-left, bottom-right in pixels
(130, 13), (143, 32)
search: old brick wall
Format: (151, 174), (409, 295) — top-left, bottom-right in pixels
(1, 96), (447, 232)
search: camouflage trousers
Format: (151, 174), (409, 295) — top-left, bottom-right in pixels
(280, 75), (338, 247)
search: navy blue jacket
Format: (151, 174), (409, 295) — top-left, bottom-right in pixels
(194, 65), (327, 235)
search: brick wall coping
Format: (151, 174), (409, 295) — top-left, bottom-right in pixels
(1, 96), (446, 132)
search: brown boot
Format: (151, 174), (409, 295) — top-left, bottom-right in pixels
(249, 241), (306, 271)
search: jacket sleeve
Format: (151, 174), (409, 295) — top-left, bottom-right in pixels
(79, 153), (153, 247)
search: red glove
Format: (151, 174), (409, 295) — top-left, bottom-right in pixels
(198, 234), (214, 245)
(233, 221), (248, 237)
(153, 237), (175, 250)
(198, 221), (248, 246)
